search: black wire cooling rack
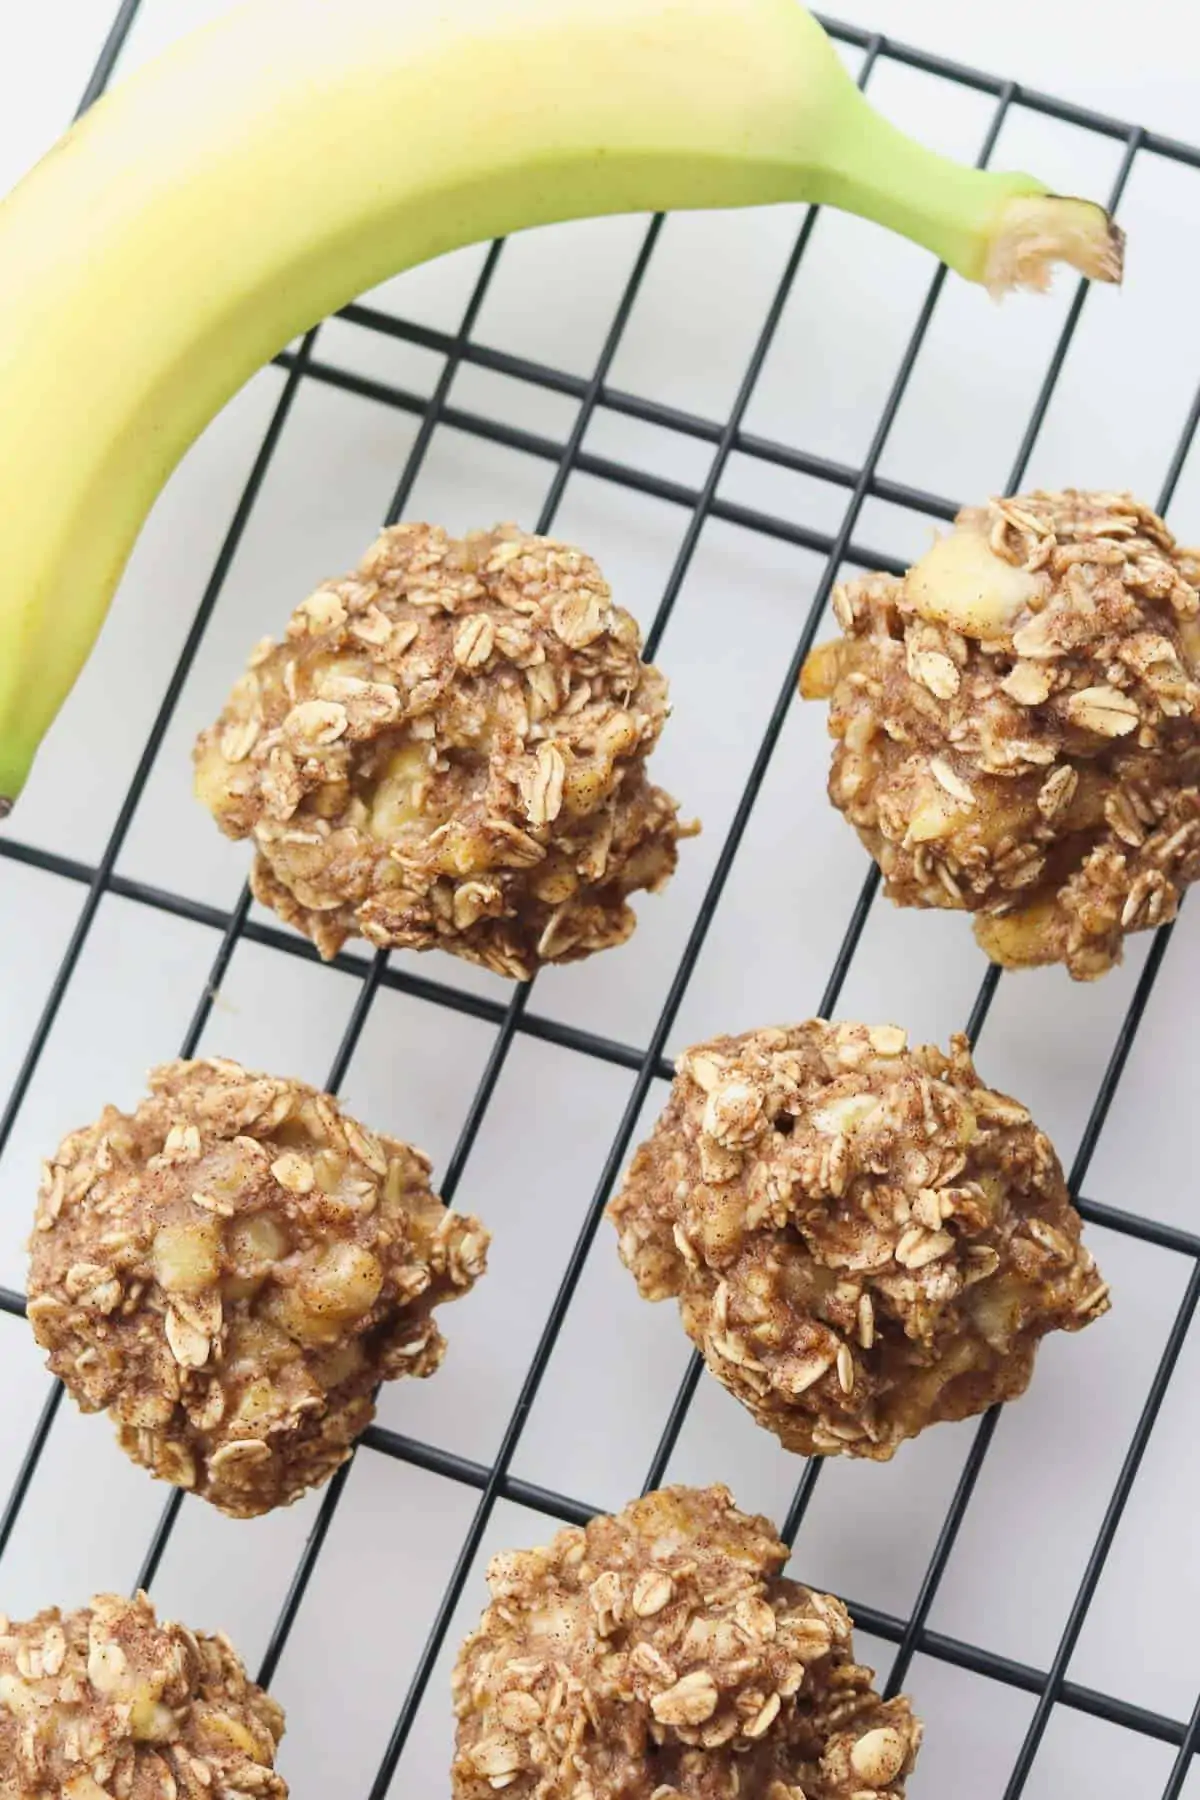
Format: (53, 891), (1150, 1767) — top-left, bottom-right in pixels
(4, 5), (1200, 1796)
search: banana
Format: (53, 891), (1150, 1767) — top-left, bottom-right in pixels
(0, 0), (1123, 811)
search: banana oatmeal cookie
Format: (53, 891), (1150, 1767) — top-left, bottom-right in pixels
(800, 489), (1200, 979)
(452, 1483), (922, 1800)
(608, 1021), (1108, 1460)
(26, 1058), (488, 1517)
(0, 1590), (285, 1800)
(194, 522), (696, 976)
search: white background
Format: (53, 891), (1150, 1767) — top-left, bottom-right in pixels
(3, 3), (1200, 1797)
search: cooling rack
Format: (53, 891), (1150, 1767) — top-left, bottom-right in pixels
(3, 3), (1200, 1795)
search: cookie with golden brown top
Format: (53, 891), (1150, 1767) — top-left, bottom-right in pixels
(195, 522), (696, 977)
(27, 1058), (488, 1516)
(452, 1484), (921, 1800)
(609, 1021), (1107, 1460)
(801, 489), (1200, 978)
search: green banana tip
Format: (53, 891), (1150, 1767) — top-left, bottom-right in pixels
(0, 797), (12, 821)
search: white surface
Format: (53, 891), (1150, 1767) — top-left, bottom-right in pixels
(2, 4), (1200, 1798)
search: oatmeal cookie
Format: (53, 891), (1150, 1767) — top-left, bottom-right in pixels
(195, 523), (696, 976)
(27, 1058), (488, 1516)
(609, 1021), (1107, 1459)
(452, 1484), (921, 1800)
(801, 489), (1200, 978)
(0, 1591), (285, 1800)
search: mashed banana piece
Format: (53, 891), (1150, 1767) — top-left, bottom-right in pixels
(195, 522), (695, 976)
(609, 1022), (1108, 1460)
(0, 1591), (285, 1800)
(800, 489), (1200, 979)
(27, 1058), (488, 1517)
(452, 1484), (922, 1800)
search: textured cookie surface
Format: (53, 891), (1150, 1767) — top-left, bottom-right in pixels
(610, 1021), (1108, 1459)
(28, 1058), (488, 1515)
(801, 490), (1200, 978)
(452, 1483), (922, 1800)
(196, 523), (694, 975)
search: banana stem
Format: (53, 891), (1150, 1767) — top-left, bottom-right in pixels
(815, 81), (1123, 291)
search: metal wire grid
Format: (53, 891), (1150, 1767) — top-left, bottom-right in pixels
(3, 5), (1200, 1794)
